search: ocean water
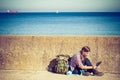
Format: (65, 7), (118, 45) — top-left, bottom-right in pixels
(0, 12), (120, 35)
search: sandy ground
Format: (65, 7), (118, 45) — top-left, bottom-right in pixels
(0, 70), (120, 80)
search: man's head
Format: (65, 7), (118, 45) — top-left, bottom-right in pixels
(81, 46), (90, 57)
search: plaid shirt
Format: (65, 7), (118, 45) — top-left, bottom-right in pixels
(70, 51), (83, 71)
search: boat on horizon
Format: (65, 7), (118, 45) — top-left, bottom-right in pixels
(56, 10), (59, 13)
(7, 10), (17, 13)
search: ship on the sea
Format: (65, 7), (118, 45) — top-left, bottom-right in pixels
(7, 10), (17, 13)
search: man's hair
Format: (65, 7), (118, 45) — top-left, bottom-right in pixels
(81, 46), (90, 52)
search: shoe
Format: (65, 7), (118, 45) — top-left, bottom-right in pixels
(82, 72), (91, 76)
(93, 71), (104, 76)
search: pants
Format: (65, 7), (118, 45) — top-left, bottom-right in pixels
(72, 58), (97, 74)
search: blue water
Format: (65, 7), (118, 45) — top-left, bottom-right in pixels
(0, 12), (120, 35)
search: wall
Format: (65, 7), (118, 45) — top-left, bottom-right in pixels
(0, 35), (120, 73)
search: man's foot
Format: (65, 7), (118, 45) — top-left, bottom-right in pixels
(82, 72), (91, 76)
(93, 71), (104, 76)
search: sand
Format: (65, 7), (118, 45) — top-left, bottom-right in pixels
(0, 70), (120, 80)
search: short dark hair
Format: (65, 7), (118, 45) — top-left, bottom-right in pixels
(81, 46), (90, 52)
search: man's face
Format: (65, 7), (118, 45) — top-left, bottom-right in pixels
(82, 51), (89, 57)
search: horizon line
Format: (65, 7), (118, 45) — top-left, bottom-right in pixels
(0, 11), (120, 13)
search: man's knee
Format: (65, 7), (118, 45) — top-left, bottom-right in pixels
(84, 58), (92, 66)
(84, 58), (91, 63)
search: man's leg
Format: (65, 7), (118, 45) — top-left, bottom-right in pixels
(83, 58), (97, 74)
(72, 66), (81, 74)
(82, 58), (104, 76)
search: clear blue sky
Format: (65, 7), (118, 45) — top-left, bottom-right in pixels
(0, 0), (120, 12)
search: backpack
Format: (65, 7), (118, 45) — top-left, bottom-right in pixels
(54, 54), (70, 74)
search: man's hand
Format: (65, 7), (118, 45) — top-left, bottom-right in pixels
(92, 65), (97, 69)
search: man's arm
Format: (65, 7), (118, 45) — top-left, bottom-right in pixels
(80, 65), (97, 70)
(76, 54), (97, 70)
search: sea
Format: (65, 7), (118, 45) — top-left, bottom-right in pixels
(0, 12), (120, 35)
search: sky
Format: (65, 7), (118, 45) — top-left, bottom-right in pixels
(0, 0), (120, 12)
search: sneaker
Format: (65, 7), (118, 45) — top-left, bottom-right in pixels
(82, 72), (91, 76)
(93, 71), (104, 76)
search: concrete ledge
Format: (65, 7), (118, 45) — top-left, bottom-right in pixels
(0, 35), (120, 73)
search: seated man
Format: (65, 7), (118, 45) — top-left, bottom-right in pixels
(70, 46), (104, 76)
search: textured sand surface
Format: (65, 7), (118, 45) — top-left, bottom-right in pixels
(0, 70), (120, 80)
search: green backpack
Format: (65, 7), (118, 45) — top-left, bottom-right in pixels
(55, 54), (70, 74)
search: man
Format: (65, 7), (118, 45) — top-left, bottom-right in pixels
(70, 46), (104, 76)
